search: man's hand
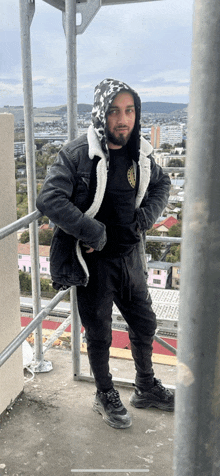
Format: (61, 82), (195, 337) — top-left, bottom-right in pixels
(86, 247), (94, 253)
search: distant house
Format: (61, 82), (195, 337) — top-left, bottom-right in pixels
(171, 262), (181, 289)
(18, 242), (50, 277)
(147, 261), (173, 289)
(153, 216), (178, 236)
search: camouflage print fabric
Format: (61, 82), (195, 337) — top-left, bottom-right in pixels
(91, 78), (142, 160)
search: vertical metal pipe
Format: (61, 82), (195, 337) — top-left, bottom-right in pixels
(65, 0), (78, 141)
(174, 1), (220, 475)
(64, 0), (80, 378)
(19, 0), (44, 369)
(70, 287), (81, 380)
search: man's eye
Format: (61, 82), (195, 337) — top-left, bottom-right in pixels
(109, 109), (117, 115)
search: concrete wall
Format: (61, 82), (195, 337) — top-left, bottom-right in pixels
(0, 114), (24, 415)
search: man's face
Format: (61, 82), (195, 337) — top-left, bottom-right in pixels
(106, 91), (136, 149)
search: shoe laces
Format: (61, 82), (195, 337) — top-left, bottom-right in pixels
(154, 378), (173, 397)
(104, 389), (122, 408)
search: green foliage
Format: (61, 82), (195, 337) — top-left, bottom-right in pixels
(145, 229), (163, 260)
(35, 139), (49, 150)
(38, 229), (53, 245)
(166, 222), (182, 263)
(19, 271), (32, 293)
(16, 190), (28, 219)
(20, 230), (30, 243)
(167, 158), (184, 168)
(160, 143), (172, 150)
(168, 222), (182, 237)
(40, 279), (50, 293)
(166, 245), (181, 263)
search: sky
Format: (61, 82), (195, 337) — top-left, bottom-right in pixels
(1, 0), (194, 108)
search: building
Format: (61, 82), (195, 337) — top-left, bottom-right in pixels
(154, 152), (170, 168)
(18, 242), (50, 277)
(153, 216), (179, 236)
(171, 262), (181, 289)
(147, 261), (173, 289)
(151, 125), (160, 148)
(14, 142), (26, 157)
(151, 124), (183, 147)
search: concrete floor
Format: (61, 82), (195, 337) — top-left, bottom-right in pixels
(0, 348), (176, 476)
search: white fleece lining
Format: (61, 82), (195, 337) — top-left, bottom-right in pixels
(76, 240), (89, 283)
(75, 125), (152, 282)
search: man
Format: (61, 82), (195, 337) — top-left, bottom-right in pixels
(36, 78), (174, 429)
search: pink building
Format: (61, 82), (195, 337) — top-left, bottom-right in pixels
(18, 243), (50, 277)
(147, 261), (173, 289)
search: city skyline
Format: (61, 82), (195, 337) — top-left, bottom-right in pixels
(1, 0), (194, 108)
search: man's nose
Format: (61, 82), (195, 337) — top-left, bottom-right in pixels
(117, 111), (127, 124)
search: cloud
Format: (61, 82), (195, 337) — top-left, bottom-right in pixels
(0, 0), (194, 107)
(136, 85), (189, 100)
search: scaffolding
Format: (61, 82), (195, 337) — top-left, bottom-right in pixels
(1, 0), (220, 474)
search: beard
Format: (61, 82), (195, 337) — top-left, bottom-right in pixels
(107, 129), (132, 147)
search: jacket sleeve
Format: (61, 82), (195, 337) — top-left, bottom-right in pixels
(36, 150), (107, 251)
(135, 154), (171, 231)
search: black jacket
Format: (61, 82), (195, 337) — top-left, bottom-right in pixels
(36, 79), (171, 288)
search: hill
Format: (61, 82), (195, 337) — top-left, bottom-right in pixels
(141, 102), (187, 114)
(0, 102), (187, 124)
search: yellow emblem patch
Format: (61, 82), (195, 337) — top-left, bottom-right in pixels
(127, 166), (136, 188)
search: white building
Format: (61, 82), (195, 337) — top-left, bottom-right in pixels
(160, 124), (183, 146)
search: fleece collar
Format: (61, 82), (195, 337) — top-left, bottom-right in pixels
(87, 124), (152, 214)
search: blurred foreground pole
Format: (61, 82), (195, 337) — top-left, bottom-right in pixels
(173, 1), (220, 475)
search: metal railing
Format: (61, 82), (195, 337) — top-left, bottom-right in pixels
(0, 0), (181, 388)
(0, 204), (180, 388)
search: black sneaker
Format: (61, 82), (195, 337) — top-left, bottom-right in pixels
(130, 378), (174, 412)
(93, 388), (132, 429)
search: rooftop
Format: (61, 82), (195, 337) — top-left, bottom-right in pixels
(0, 347), (176, 475)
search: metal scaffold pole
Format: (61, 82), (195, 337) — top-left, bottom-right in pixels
(19, 0), (52, 372)
(173, 1), (220, 474)
(62, 0), (81, 378)
(64, 0), (78, 141)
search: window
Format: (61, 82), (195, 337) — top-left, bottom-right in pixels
(29, 267), (31, 273)
(23, 266), (26, 272)
(42, 267), (47, 272)
(18, 254), (22, 259)
(153, 270), (161, 275)
(46, 258), (49, 262)
(153, 279), (161, 284)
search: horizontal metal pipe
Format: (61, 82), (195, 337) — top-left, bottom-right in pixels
(76, 373), (175, 392)
(43, 314), (72, 353)
(145, 236), (181, 243)
(154, 334), (177, 355)
(163, 167), (185, 174)
(0, 209), (42, 240)
(0, 287), (71, 368)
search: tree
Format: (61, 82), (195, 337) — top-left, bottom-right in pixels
(160, 143), (172, 150)
(168, 222), (182, 237)
(167, 158), (184, 168)
(38, 229), (53, 245)
(165, 222), (182, 263)
(166, 245), (181, 263)
(145, 229), (163, 260)
(20, 230), (30, 243)
(19, 270), (32, 293)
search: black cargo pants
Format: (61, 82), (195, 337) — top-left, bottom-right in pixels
(77, 244), (157, 392)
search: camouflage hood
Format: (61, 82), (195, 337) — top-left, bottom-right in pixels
(91, 78), (142, 163)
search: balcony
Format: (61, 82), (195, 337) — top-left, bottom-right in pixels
(1, 0), (220, 474)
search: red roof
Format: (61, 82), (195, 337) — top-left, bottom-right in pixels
(39, 224), (51, 230)
(18, 242), (50, 257)
(153, 216), (178, 230)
